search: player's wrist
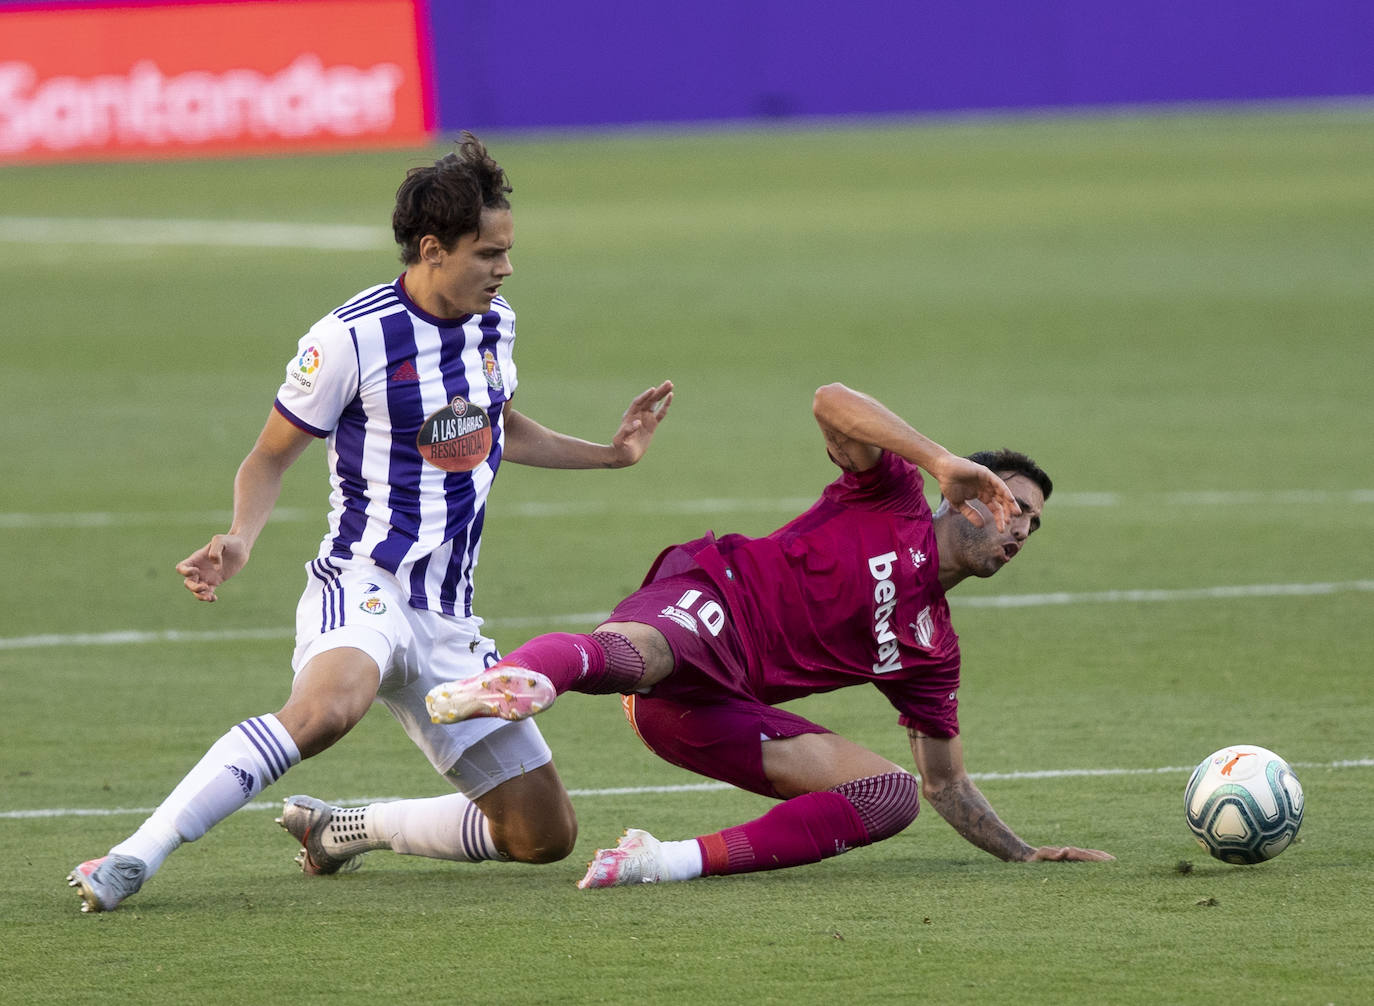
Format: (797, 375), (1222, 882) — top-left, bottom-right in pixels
(920, 446), (959, 479)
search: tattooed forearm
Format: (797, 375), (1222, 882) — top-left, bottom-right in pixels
(924, 777), (1035, 861)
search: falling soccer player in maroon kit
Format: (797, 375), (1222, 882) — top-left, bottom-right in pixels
(417, 382), (1114, 885)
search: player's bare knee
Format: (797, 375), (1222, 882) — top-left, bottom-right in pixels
(500, 815), (578, 864)
(519, 833), (577, 865)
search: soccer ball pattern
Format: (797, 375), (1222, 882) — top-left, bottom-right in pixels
(1184, 745), (1304, 865)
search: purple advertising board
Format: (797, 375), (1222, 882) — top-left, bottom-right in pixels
(4, 0), (1369, 163)
(429, 0), (1374, 132)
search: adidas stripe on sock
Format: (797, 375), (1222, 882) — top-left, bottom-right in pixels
(111, 714), (301, 875)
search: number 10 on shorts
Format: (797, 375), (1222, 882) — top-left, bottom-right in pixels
(663, 589), (726, 637)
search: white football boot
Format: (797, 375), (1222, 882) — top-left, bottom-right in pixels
(577, 829), (669, 889)
(426, 665), (556, 724)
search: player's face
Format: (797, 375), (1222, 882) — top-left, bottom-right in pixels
(952, 472), (1044, 579)
(430, 208), (514, 317)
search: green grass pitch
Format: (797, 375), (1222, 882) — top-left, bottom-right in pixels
(2, 105), (1372, 1004)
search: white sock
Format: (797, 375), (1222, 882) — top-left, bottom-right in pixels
(111, 715), (300, 876)
(307, 804), (391, 859)
(659, 839), (705, 881)
(368, 793), (504, 862)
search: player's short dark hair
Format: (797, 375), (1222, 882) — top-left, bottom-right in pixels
(393, 131), (512, 264)
(968, 449), (1053, 501)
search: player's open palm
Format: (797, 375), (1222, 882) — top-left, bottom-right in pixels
(176, 534), (250, 602)
(609, 380), (674, 467)
(1029, 845), (1116, 862)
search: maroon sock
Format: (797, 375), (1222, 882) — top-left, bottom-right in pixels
(694, 772), (920, 877)
(695, 791), (869, 876)
(498, 631), (645, 694)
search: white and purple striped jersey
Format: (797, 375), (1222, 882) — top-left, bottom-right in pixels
(273, 276), (517, 616)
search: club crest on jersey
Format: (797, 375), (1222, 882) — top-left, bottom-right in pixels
(417, 395), (492, 473)
(483, 349), (504, 390)
(911, 605), (935, 650)
(287, 344), (322, 394)
(657, 605), (700, 635)
(359, 597), (387, 615)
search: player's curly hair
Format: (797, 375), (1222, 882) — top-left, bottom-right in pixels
(967, 449), (1053, 500)
(393, 131), (512, 264)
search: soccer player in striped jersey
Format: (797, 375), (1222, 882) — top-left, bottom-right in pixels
(423, 384), (1113, 886)
(67, 133), (673, 913)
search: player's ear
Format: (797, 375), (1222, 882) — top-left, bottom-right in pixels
(419, 234), (444, 266)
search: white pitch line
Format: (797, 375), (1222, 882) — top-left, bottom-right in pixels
(0, 216), (389, 252)
(956, 579), (1374, 609)
(0, 508), (316, 530)
(4, 759), (1369, 821)
(2, 489), (1372, 530)
(1, 580), (1371, 651)
(0, 627), (297, 650)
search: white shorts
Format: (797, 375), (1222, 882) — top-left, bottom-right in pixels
(291, 557), (552, 799)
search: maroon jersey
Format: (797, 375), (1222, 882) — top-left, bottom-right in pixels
(641, 451), (961, 737)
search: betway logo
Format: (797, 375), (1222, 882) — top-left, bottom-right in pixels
(0, 55), (404, 155)
(868, 551), (902, 674)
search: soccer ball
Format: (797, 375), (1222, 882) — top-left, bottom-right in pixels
(1184, 745), (1304, 864)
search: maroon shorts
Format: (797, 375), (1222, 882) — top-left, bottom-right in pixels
(609, 570), (830, 798)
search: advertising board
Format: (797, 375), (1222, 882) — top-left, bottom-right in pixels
(0, 0), (432, 162)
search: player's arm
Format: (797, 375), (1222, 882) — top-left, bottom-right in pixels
(909, 729), (1114, 862)
(175, 408), (316, 602)
(811, 383), (1018, 531)
(501, 380), (673, 469)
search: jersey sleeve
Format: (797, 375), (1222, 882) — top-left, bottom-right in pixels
(825, 451), (931, 517)
(873, 658), (961, 738)
(272, 314), (359, 438)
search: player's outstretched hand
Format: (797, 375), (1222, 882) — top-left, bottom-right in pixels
(175, 533), (250, 602)
(931, 454), (1019, 533)
(609, 380), (674, 467)
(1028, 845), (1116, 862)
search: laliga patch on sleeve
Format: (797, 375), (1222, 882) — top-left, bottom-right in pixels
(286, 344), (323, 394)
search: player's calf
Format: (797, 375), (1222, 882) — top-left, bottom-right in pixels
(584, 771), (922, 886)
